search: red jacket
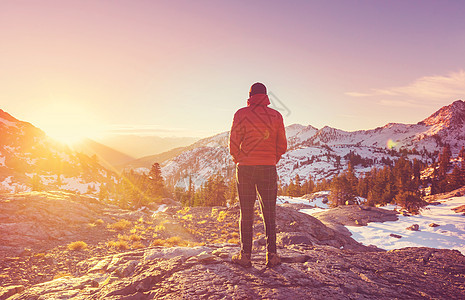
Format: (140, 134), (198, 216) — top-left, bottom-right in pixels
(229, 94), (287, 165)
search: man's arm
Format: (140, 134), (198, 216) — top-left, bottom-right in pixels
(276, 114), (287, 163)
(229, 112), (243, 164)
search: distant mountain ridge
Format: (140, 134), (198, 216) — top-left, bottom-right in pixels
(95, 135), (199, 158)
(70, 138), (135, 170)
(290, 100), (465, 151)
(151, 100), (465, 188)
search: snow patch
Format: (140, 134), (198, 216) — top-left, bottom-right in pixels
(59, 177), (101, 194)
(277, 194), (329, 213)
(0, 176), (31, 193)
(0, 118), (17, 127)
(345, 197), (465, 255)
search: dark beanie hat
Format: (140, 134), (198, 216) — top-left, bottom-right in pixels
(249, 82), (267, 97)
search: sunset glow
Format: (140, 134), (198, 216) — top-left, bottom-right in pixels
(1, 0), (465, 140)
(37, 102), (104, 144)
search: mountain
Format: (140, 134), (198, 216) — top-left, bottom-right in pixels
(139, 100), (465, 188)
(95, 134), (199, 158)
(123, 146), (190, 170)
(293, 100), (465, 152)
(0, 109), (114, 194)
(70, 138), (135, 170)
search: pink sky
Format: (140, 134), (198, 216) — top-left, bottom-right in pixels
(1, 0), (465, 141)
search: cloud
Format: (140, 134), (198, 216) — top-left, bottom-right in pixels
(344, 92), (372, 97)
(378, 99), (424, 108)
(346, 70), (465, 104)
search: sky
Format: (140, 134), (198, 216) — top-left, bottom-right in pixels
(1, 0), (465, 142)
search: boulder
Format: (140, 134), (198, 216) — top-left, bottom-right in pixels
(452, 205), (465, 213)
(277, 232), (313, 247)
(406, 224), (420, 231)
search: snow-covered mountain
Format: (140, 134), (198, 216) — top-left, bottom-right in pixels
(294, 100), (465, 152)
(0, 109), (115, 194)
(156, 100), (465, 188)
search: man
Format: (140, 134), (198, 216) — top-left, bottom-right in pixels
(229, 82), (287, 268)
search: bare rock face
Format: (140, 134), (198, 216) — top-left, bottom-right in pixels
(3, 245), (465, 300)
(312, 205), (399, 235)
(0, 192), (99, 254)
(0, 191), (150, 256)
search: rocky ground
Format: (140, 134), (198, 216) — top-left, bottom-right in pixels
(312, 205), (400, 237)
(1, 191), (465, 299)
(423, 186), (465, 203)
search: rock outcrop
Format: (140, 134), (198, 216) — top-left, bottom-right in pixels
(423, 186), (465, 203)
(1, 192), (465, 299)
(0, 191), (148, 256)
(312, 205), (399, 237)
(2, 245), (465, 300)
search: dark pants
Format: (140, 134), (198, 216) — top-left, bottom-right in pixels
(236, 165), (278, 254)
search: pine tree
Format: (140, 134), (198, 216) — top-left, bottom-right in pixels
(447, 165), (463, 191)
(357, 173), (370, 199)
(438, 145), (452, 180)
(198, 174), (228, 207)
(394, 190), (424, 214)
(393, 157), (413, 194)
(287, 181), (296, 196)
(215, 176), (228, 206)
(99, 184), (109, 201)
(227, 177), (238, 206)
(459, 146), (465, 161)
(288, 174), (302, 197)
(187, 175), (194, 207)
(461, 159), (465, 187)
(301, 176), (315, 195)
(365, 166), (395, 206)
(412, 158), (421, 186)
(148, 163), (165, 199)
(328, 172), (356, 207)
(345, 162), (358, 195)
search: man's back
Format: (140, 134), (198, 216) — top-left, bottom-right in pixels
(229, 93), (287, 166)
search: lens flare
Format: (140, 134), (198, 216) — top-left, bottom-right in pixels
(387, 139), (397, 149)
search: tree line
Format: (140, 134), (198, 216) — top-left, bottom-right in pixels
(103, 145), (464, 212)
(173, 173), (237, 207)
(280, 145), (465, 213)
(97, 163), (167, 208)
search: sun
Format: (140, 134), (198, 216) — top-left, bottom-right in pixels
(36, 102), (104, 145)
(46, 126), (88, 145)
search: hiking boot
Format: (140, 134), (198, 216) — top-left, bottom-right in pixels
(266, 252), (281, 268)
(231, 252), (252, 267)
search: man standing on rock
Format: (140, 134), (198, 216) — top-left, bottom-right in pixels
(229, 82), (287, 268)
